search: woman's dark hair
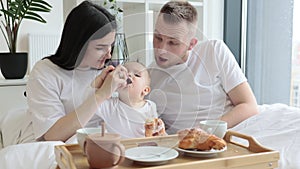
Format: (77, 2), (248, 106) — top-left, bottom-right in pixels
(45, 1), (117, 70)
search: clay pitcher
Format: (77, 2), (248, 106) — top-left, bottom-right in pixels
(84, 133), (125, 169)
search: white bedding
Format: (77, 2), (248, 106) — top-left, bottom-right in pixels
(232, 103), (300, 169)
(0, 141), (64, 169)
(0, 103), (299, 169)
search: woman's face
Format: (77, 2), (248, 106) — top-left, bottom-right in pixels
(80, 31), (115, 69)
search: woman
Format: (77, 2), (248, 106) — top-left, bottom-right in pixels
(26, 1), (128, 142)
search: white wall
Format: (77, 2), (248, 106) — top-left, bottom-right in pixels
(203, 0), (224, 40)
(0, 0), (63, 53)
(63, 0), (78, 22)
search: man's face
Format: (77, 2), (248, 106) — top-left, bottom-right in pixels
(153, 15), (192, 68)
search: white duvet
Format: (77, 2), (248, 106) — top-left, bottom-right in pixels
(0, 141), (64, 169)
(0, 103), (299, 169)
(232, 103), (300, 169)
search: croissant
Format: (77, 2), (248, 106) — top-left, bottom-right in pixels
(145, 118), (166, 137)
(178, 128), (226, 151)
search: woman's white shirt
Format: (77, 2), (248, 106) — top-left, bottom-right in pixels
(26, 59), (102, 139)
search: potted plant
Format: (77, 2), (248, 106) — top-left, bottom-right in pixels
(103, 0), (128, 66)
(0, 0), (52, 79)
(103, 0), (123, 23)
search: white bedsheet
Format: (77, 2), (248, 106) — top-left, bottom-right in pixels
(0, 103), (299, 169)
(232, 103), (300, 169)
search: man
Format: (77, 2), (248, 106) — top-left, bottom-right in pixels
(148, 1), (258, 134)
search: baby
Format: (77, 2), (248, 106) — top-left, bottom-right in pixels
(96, 61), (166, 138)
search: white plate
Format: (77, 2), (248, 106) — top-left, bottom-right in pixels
(176, 146), (227, 157)
(125, 146), (178, 165)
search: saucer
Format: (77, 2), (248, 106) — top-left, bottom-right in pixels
(175, 146), (227, 157)
(125, 146), (178, 165)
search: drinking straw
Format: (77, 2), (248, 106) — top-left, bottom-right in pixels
(101, 122), (105, 137)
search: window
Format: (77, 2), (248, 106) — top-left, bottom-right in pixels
(291, 0), (300, 107)
(246, 0), (293, 105)
(292, 85), (299, 106)
(223, 0), (294, 105)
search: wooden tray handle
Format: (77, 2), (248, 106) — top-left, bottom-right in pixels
(224, 130), (272, 152)
(55, 145), (77, 169)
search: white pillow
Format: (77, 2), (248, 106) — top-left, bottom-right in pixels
(0, 107), (34, 148)
(0, 141), (64, 169)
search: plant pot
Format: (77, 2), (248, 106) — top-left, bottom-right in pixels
(0, 52), (28, 79)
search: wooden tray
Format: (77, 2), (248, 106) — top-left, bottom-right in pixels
(55, 130), (279, 169)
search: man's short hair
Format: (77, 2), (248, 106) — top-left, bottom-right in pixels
(159, 1), (198, 25)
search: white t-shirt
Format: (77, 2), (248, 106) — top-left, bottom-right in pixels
(148, 40), (247, 134)
(26, 59), (103, 139)
(96, 98), (158, 138)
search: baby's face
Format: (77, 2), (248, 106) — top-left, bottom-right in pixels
(118, 62), (150, 100)
(125, 62), (149, 90)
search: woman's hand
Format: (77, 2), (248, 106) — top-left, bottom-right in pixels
(95, 65), (128, 99)
(91, 65), (115, 89)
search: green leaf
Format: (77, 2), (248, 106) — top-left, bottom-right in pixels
(28, 7), (50, 12)
(1, 10), (15, 18)
(8, 2), (18, 7)
(24, 11), (46, 23)
(32, 0), (52, 8)
(25, 1), (31, 8)
(30, 2), (51, 10)
(117, 7), (123, 12)
(23, 15), (46, 23)
(20, 3), (27, 13)
(0, 0), (52, 52)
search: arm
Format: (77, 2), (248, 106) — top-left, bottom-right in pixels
(40, 66), (127, 142)
(40, 90), (108, 141)
(220, 81), (259, 128)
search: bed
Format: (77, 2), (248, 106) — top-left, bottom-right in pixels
(0, 103), (299, 169)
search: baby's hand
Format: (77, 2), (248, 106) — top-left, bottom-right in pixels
(144, 118), (167, 137)
(154, 118), (167, 136)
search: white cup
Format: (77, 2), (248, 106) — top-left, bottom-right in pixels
(76, 127), (106, 152)
(199, 120), (227, 138)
